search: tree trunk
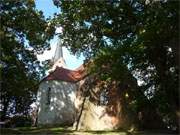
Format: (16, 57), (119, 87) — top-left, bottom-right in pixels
(75, 96), (86, 130)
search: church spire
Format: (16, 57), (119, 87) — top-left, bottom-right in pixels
(49, 38), (66, 72)
(53, 38), (63, 63)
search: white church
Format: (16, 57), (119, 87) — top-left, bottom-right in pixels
(36, 39), (131, 130)
(37, 39), (85, 126)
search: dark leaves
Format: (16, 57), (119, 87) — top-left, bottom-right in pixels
(1, 0), (54, 118)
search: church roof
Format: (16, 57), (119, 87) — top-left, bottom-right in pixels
(43, 65), (86, 83)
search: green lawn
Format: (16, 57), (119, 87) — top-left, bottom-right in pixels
(0, 127), (178, 135)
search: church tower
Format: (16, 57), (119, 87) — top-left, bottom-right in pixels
(49, 38), (66, 72)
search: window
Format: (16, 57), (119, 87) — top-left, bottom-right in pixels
(46, 87), (51, 105)
(99, 90), (108, 105)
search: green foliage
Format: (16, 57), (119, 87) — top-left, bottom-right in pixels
(5, 115), (32, 127)
(54, 0), (179, 129)
(0, 0), (55, 119)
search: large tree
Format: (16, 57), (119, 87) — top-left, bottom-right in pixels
(53, 0), (179, 129)
(0, 0), (55, 120)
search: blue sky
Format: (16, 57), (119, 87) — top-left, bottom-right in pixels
(35, 0), (85, 70)
(35, 0), (59, 18)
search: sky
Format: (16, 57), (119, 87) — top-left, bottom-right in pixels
(35, 0), (85, 70)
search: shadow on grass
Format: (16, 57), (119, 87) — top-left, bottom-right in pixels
(1, 126), (74, 134)
(2, 127), (177, 135)
(1, 128), (22, 135)
(1, 127), (133, 135)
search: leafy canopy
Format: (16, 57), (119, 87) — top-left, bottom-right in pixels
(1, 0), (55, 119)
(53, 0), (179, 128)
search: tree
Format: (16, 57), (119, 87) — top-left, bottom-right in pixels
(53, 0), (179, 130)
(0, 0), (55, 120)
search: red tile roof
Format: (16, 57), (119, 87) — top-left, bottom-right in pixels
(43, 65), (85, 83)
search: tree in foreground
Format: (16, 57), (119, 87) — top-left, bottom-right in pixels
(53, 0), (179, 130)
(0, 0), (55, 122)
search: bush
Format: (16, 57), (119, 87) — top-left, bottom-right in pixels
(5, 115), (32, 128)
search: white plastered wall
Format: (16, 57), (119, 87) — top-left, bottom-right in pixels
(37, 80), (77, 125)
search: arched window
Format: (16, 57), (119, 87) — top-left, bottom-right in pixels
(46, 87), (51, 105)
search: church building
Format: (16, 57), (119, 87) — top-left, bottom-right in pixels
(36, 39), (85, 126)
(36, 39), (133, 130)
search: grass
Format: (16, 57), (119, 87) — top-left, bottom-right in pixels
(0, 127), (129, 135)
(1, 126), (73, 135)
(0, 127), (178, 135)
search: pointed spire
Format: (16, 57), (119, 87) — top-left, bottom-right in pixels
(53, 38), (63, 63)
(49, 38), (66, 72)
